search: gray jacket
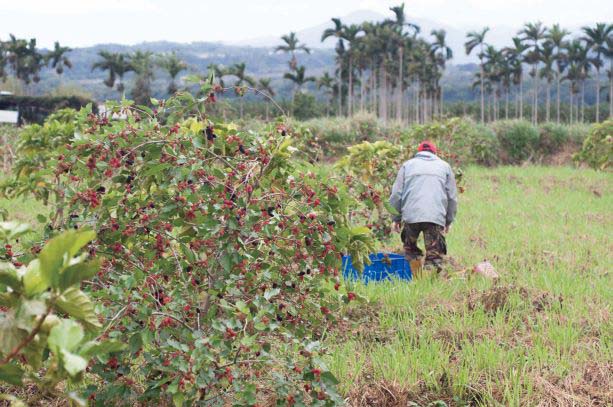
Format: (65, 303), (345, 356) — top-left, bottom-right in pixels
(389, 151), (458, 227)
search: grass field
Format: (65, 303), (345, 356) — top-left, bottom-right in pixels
(327, 166), (612, 406)
(2, 166), (611, 406)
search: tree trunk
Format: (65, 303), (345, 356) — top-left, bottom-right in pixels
(360, 70), (365, 113)
(480, 62), (485, 123)
(519, 74), (524, 120)
(556, 69), (561, 123)
(265, 103), (269, 121)
(505, 87), (509, 120)
(569, 86), (573, 124)
(348, 56), (353, 117)
(610, 57), (613, 118)
(533, 63), (539, 125)
(415, 80), (420, 123)
(379, 61), (387, 122)
(396, 47), (403, 122)
(371, 64), (377, 115)
(440, 82), (444, 118)
(338, 59), (343, 117)
(581, 80), (585, 122)
(595, 67), (600, 122)
(546, 81), (550, 122)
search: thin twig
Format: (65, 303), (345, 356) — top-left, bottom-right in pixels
(0, 306), (51, 366)
(151, 312), (194, 331)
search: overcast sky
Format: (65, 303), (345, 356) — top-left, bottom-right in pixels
(1, 0), (611, 48)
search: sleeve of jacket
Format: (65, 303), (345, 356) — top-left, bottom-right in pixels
(445, 165), (458, 226)
(389, 164), (405, 223)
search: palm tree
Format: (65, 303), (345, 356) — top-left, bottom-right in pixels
(91, 51), (133, 99)
(582, 23), (613, 122)
(546, 24), (570, 122)
(566, 39), (590, 122)
(465, 27), (489, 122)
(5, 36), (44, 91)
(130, 50), (155, 106)
(342, 24), (363, 117)
(520, 22), (547, 124)
(563, 41), (583, 123)
(504, 37), (529, 120)
(483, 45), (504, 121)
(322, 18), (345, 116)
(45, 41), (72, 83)
(157, 52), (186, 95)
(229, 62), (255, 119)
(431, 29), (453, 117)
(388, 3), (419, 122)
(606, 34), (613, 118)
(275, 32), (311, 70)
(0, 44), (7, 81)
(284, 65), (315, 98)
(257, 77), (275, 120)
(317, 72), (335, 116)
(539, 42), (556, 122)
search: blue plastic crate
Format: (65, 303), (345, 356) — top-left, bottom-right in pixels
(342, 253), (412, 283)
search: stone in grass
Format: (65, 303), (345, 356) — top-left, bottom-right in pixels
(473, 260), (499, 279)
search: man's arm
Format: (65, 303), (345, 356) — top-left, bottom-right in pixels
(445, 166), (458, 226)
(389, 164), (405, 224)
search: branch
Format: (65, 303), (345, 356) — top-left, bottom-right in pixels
(0, 306), (51, 366)
(151, 312), (194, 332)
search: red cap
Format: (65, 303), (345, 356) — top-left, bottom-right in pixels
(417, 140), (437, 154)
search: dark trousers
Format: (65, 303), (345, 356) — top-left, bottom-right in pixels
(401, 222), (447, 266)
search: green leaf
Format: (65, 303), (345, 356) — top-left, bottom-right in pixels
(58, 259), (100, 291)
(55, 288), (101, 330)
(0, 312), (26, 356)
(48, 319), (84, 353)
(384, 201), (400, 216)
(23, 259), (48, 296)
(67, 392), (86, 407)
(0, 263), (21, 291)
(79, 340), (126, 359)
(235, 300), (249, 314)
(263, 288), (280, 301)
(0, 363), (24, 386)
(320, 371), (340, 386)
(172, 392), (184, 407)
(0, 222), (31, 242)
(60, 349), (87, 377)
(39, 230), (96, 289)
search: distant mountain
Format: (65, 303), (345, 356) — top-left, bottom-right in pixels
(231, 9), (585, 64)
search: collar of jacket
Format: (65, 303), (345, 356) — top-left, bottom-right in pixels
(415, 151), (438, 159)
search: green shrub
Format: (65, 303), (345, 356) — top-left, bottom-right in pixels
(471, 123), (501, 166)
(493, 120), (540, 164)
(292, 92), (323, 120)
(402, 118), (500, 166)
(566, 123), (591, 145)
(538, 122), (569, 155)
(574, 120), (613, 170)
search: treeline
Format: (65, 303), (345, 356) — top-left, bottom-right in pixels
(1, 7), (611, 124)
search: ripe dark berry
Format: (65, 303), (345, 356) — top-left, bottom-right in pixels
(205, 126), (216, 141)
